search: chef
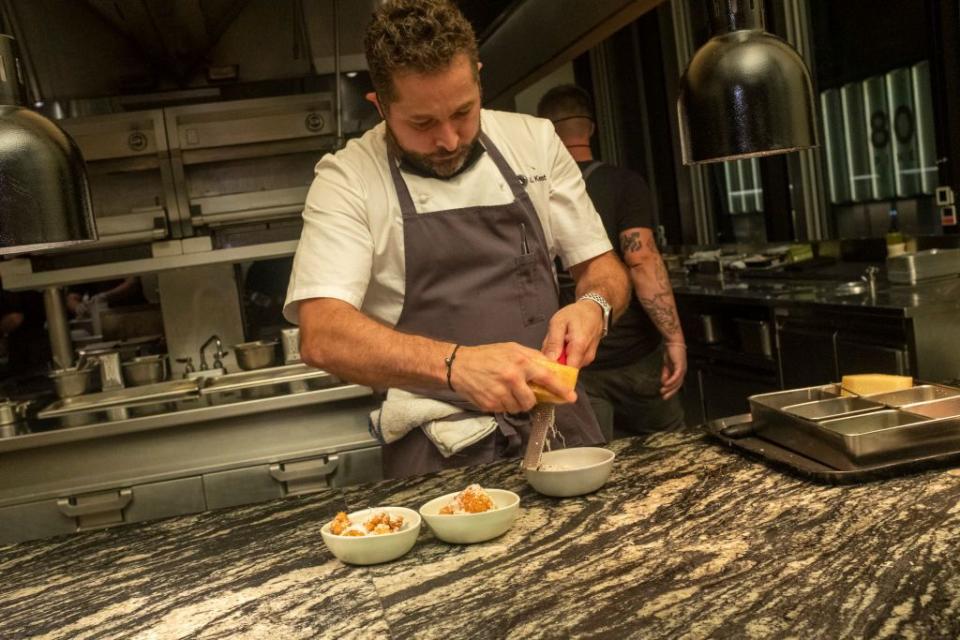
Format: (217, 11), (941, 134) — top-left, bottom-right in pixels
(283, 0), (630, 478)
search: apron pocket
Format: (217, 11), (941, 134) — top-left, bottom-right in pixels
(513, 253), (548, 327)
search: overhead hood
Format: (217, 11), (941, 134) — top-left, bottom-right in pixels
(80, 0), (253, 82)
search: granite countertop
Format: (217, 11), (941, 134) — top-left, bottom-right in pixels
(2, 429), (960, 639)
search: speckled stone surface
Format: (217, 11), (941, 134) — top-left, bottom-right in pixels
(2, 429), (959, 639)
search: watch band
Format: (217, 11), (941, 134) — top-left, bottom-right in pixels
(578, 292), (611, 338)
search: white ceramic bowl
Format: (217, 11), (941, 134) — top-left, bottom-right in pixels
(320, 506), (421, 565)
(524, 447), (615, 497)
(419, 489), (520, 544)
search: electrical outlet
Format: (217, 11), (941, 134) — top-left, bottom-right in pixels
(941, 205), (957, 226)
(936, 186), (954, 206)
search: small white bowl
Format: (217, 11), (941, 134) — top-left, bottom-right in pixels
(419, 489), (520, 544)
(320, 506), (421, 565)
(524, 447), (615, 497)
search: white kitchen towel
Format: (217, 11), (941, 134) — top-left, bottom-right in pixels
(369, 388), (497, 458)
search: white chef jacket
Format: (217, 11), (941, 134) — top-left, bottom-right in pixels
(283, 108), (612, 326)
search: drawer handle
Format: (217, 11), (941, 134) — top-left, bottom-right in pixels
(269, 455), (340, 482)
(56, 489), (133, 518)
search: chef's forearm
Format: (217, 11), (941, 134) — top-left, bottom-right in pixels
(629, 256), (684, 344)
(571, 251), (631, 320)
(298, 298), (451, 389)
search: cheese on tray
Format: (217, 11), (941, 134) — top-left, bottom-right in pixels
(841, 373), (913, 397)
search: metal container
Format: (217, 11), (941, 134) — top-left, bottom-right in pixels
(864, 384), (960, 408)
(233, 340), (279, 370)
(901, 396), (960, 420)
(49, 366), (99, 398)
(782, 396), (884, 421)
(735, 319), (772, 357)
(122, 354), (168, 387)
(281, 327), (301, 364)
(887, 248), (960, 284)
(750, 384), (841, 414)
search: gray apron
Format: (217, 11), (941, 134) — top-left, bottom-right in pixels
(381, 131), (604, 479)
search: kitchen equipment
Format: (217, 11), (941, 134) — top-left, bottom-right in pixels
(0, 35), (96, 255)
(0, 399), (30, 434)
(887, 248), (960, 284)
(782, 396), (883, 421)
(747, 383), (960, 470)
(735, 319), (772, 357)
(122, 355), (168, 387)
(682, 313), (723, 345)
(418, 489), (520, 544)
(38, 378), (202, 419)
(860, 384), (960, 407)
(704, 413), (960, 484)
(200, 363), (335, 396)
(523, 353), (576, 471)
(280, 327), (301, 364)
(524, 447), (615, 497)
(233, 340), (279, 370)
(320, 507), (421, 566)
(49, 365), (99, 398)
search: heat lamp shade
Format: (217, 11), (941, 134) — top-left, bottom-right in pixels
(678, 29), (818, 165)
(0, 106), (97, 255)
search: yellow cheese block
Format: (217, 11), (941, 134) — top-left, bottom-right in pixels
(841, 373), (913, 397)
(529, 359), (579, 404)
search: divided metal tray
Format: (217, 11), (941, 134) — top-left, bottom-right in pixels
(703, 414), (960, 483)
(747, 384), (960, 470)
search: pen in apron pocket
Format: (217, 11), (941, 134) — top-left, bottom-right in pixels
(520, 222), (530, 255)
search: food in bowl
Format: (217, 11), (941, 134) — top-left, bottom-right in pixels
(438, 484), (495, 515)
(320, 506), (421, 565)
(419, 488), (520, 544)
(329, 510), (406, 537)
(524, 447), (615, 498)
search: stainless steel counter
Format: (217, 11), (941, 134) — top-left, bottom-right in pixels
(673, 271), (960, 317)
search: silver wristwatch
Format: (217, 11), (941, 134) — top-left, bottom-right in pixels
(578, 292), (612, 338)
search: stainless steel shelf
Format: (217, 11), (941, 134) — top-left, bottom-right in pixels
(0, 240), (298, 291)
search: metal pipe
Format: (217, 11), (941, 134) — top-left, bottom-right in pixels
(42, 286), (73, 369)
(333, 0), (343, 148)
(0, 0), (42, 106)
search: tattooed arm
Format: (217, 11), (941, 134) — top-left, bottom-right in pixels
(619, 227), (686, 399)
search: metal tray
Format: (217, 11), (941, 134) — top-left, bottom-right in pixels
(748, 383), (960, 470)
(38, 378), (201, 419)
(200, 363), (336, 395)
(703, 414), (960, 484)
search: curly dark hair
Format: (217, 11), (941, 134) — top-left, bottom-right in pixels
(364, 0), (479, 109)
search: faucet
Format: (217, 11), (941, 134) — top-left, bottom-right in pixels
(199, 335), (229, 372)
(716, 256), (726, 289)
(862, 265), (880, 298)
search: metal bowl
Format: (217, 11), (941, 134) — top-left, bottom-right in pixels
(49, 366), (99, 398)
(122, 354), (168, 387)
(233, 340), (279, 371)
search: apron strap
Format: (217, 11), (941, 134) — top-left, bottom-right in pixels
(581, 160), (603, 181)
(386, 148), (419, 218)
(479, 131), (527, 198)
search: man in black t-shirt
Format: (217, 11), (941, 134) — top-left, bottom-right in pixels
(538, 84), (685, 438)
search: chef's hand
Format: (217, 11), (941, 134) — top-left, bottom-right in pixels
(661, 342), (687, 400)
(541, 299), (604, 369)
(450, 342), (577, 413)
